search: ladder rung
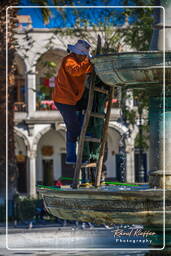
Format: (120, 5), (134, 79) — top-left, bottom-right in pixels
(81, 162), (97, 168)
(90, 112), (105, 119)
(94, 87), (109, 95)
(84, 137), (101, 143)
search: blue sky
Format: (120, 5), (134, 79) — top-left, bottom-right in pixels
(18, 0), (129, 28)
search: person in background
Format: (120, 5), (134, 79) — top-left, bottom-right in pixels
(54, 180), (63, 188)
(53, 40), (93, 164)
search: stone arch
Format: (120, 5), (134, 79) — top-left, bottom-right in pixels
(32, 124), (66, 152)
(14, 128), (29, 194)
(109, 121), (139, 142)
(55, 122), (66, 136)
(102, 122), (123, 178)
(35, 48), (67, 110)
(14, 127), (31, 151)
(109, 121), (128, 136)
(14, 53), (27, 74)
(35, 124), (66, 183)
(35, 48), (67, 71)
(32, 125), (51, 152)
(109, 121), (139, 153)
(14, 54), (27, 111)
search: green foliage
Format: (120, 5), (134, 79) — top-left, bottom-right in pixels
(36, 60), (56, 100)
(53, 7), (125, 53)
(14, 197), (39, 221)
(133, 89), (150, 114)
(134, 89), (150, 150)
(121, 88), (149, 126)
(40, 60), (57, 78)
(31, 0), (52, 24)
(121, 0), (155, 50)
(124, 108), (137, 125)
(0, 197), (56, 222)
(121, 10), (154, 50)
(120, 87), (150, 150)
(35, 0), (155, 52)
(39, 85), (52, 97)
(135, 124), (149, 150)
(18, 1), (156, 63)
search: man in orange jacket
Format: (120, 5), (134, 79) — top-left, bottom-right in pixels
(53, 40), (93, 164)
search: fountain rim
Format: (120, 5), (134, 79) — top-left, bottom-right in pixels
(92, 50), (171, 59)
(37, 187), (167, 197)
(90, 50), (171, 88)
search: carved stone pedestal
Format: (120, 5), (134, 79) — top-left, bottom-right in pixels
(149, 171), (171, 189)
(149, 97), (171, 189)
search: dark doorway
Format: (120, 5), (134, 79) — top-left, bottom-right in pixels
(115, 154), (126, 182)
(135, 153), (148, 182)
(17, 161), (27, 193)
(43, 159), (54, 186)
(61, 153), (75, 185)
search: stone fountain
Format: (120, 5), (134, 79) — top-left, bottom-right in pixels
(37, 1), (171, 254)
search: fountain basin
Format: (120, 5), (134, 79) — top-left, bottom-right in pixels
(37, 51), (171, 251)
(37, 186), (171, 226)
(91, 51), (171, 88)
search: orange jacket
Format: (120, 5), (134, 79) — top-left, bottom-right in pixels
(53, 53), (93, 105)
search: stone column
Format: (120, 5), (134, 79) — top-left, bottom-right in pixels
(27, 150), (37, 198)
(149, 96), (171, 188)
(26, 67), (36, 116)
(158, 98), (171, 188)
(125, 127), (138, 183)
(148, 97), (160, 173)
(148, 0), (171, 188)
(126, 148), (135, 183)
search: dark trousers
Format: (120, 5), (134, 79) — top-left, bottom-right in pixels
(54, 102), (84, 142)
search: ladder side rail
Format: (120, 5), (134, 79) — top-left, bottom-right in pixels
(72, 71), (96, 189)
(95, 86), (115, 187)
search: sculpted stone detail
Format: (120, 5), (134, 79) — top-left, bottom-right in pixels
(38, 189), (171, 225)
(44, 196), (171, 212)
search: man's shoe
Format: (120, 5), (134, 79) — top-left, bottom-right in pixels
(100, 181), (106, 186)
(79, 182), (91, 188)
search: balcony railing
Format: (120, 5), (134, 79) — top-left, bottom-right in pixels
(14, 100), (118, 112)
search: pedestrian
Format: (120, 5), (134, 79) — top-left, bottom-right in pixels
(53, 39), (93, 164)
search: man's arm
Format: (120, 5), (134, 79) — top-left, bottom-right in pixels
(65, 57), (93, 77)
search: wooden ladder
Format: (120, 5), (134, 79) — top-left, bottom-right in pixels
(72, 36), (114, 189)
